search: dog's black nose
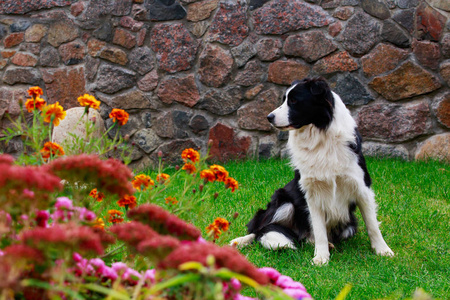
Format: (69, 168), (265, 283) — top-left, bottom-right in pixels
(267, 113), (275, 123)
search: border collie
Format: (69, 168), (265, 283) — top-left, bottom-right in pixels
(230, 77), (394, 265)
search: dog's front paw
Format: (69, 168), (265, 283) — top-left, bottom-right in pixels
(376, 246), (394, 257)
(312, 254), (330, 266)
(229, 234), (255, 248)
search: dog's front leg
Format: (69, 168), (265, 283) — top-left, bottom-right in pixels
(307, 202), (330, 265)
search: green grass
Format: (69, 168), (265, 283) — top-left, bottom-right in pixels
(190, 158), (449, 300)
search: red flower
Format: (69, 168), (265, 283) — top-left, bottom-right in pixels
(200, 169), (215, 183)
(2, 244), (44, 264)
(182, 163), (196, 174)
(210, 165), (229, 182)
(108, 210), (124, 224)
(224, 177), (239, 192)
(27, 86), (43, 98)
(109, 108), (129, 126)
(117, 195), (137, 209)
(206, 217), (230, 239)
(25, 96), (47, 112)
(158, 242), (269, 285)
(45, 155), (135, 198)
(40, 142), (65, 160)
(109, 221), (158, 248)
(0, 154), (15, 165)
(137, 235), (180, 258)
(127, 204), (201, 241)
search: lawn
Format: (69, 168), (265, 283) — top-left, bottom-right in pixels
(191, 157), (450, 300)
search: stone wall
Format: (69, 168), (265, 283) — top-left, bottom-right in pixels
(0, 0), (449, 168)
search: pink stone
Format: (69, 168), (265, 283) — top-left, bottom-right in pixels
(113, 28), (136, 49)
(208, 123), (251, 161)
(312, 51), (358, 75)
(4, 32), (24, 48)
(11, 52), (38, 67)
(268, 60), (310, 86)
(198, 44), (233, 87)
(157, 74), (200, 107)
(361, 43), (409, 77)
(412, 39), (441, 69)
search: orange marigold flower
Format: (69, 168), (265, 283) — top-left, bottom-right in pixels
(224, 177), (239, 192)
(132, 174), (154, 191)
(156, 173), (170, 184)
(200, 169), (215, 182)
(93, 218), (105, 230)
(181, 148), (200, 163)
(108, 210), (124, 224)
(43, 101), (66, 126)
(89, 188), (105, 202)
(89, 188), (97, 198)
(28, 86), (43, 98)
(213, 217), (229, 231)
(210, 165), (229, 182)
(25, 97), (47, 112)
(165, 196), (178, 205)
(182, 163), (196, 174)
(206, 224), (221, 240)
(78, 94), (100, 110)
(117, 194), (137, 209)
(40, 142), (65, 160)
(109, 108), (129, 126)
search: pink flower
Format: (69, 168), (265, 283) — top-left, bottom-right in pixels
(283, 288), (312, 299)
(73, 252), (82, 263)
(2, 244), (44, 264)
(22, 189), (35, 198)
(101, 266), (118, 281)
(0, 154), (14, 165)
(144, 269), (156, 284)
(258, 267), (281, 283)
(275, 275), (306, 290)
(35, 210), (50, 228)
(76, 207), (96, 222)
(109, 221), (158, 248)
(55, 197), (73, 210)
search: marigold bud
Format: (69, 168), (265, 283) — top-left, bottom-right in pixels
(214, 192), (219, 199)
(18, 98), (23, 106)
(158, 151), (163, 158)
(208, 139), (213, 147)
(131, 142), (136, 146)
(90, 116), (96, 123)
(175, 165), (180, 171)
(233, 212), (239, 219)
(199, 184), (204, 192)
(124, 134), (130, 141)
(192, 188), (196, 194)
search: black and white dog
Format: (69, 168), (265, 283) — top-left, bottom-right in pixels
(230, 77), (394, 265)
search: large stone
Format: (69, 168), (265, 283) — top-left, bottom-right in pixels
(252, 0), (333, 35)
(145, 0), (186, 21)
(152, 139), (200, 165)
(237, 88), (281, 131)
(100, 89), (153, 110)
(440, 61), (450, 86)
(360, 0), (390, 20)
(256, 38), (282, 61)
(362, 142), (409, 160)
(112, 28), (136, 49)
(95, 65), (136, 94)
(11, 52), (38, 67)
(434, 93), (450, 128)
(112, 0), (133, 16)
(231, 39), (257, 68)
(99, 46), (128, 65)
(0, 0), (75, 14)
(59, 41), (86, 65)
(208, 2), (249, 46)
(442, 34), (450, 58)
(381, 19), (411, 48)
(3, 67), (41, 85)
(198, 86), (243, 115)
(412, 39), (440, 70)
(40, 46), (61, 67)
(153, 110), (191, 139)
(51, 107), (106, 154)
(137, 69), (158, 92)
(186, 0), (218, 22)
(357, 101), (433, 142)
(42, 67), (86, 109)
(268, 60), (310, 85)
(79, 0), (114, 29)
(397, 0), (419, 8)
(312, 51), (358, 75)
(85, 56), (100, 81)
(284, 31), (337, 62)
(249, 0), (270, 10)
(393, 8), (415, 34)
(333, 73), (374, 106)
(340, 12), (381, 56)
(235, 61), (265, 87)
(93, 22), (114, 42)
(198, 44), (233, 88)
(189, 114), (209, 135)
(132, 128), (162, 154)
(0, 87), (28, 118)
(10, 20), (31, 32)
(4, 32), (24, 48)
(361, 43), (409, 77)
(128, 47), (154, 75)
(150, 23), (197, 73)
(369, 61), (441, 101)
(87, 38), (106, 57)
(208, 123), (251, 162)
(47, 21), (79, 47)
(24, 24), (47, 42)
(157, 75), (200, 108)
(416, 1), (447, 42)
(415, 133), (450, 162)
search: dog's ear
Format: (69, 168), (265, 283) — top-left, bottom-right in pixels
(309, 78), (329, 96)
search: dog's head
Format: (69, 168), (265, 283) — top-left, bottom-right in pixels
(267, 77), (334, 130)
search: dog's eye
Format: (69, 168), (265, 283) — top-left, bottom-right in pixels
(288, 97), (297, 105)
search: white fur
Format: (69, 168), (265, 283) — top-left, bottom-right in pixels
(259, 231), (297, 250)
(273, 91), (394, 265)
(230, 233), (255, 248)
(271, 203), (295, 227)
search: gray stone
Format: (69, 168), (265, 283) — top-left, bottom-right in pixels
(142, 112), (152, 128)
(106, 113), (141, 139)
(235, 61), (265, 87)
(362, 142), (409, 160)
(361, 0), (390, 20)
(112, 0), (133, 16)
(249, 0), (270, 10)
(99, 89), (154, 110)
(334, 73), (374, 106)
(153, 110), (191, 139)
(340, 12), (381, 56)
(231, 39), (257, 68)
(152, 139), (200, 165)
(397, 0), (419, 8)
(132, 128), (162, 154)
(199, 86), (243, 115)
(3, 67), (41, 85)
(145, 0), (187, 21)
(10, 20), (31, 32)
(0, 25), (7, 40)
(40, 46), (61, 67)
(93, 22), (114, 42)
(393, 8), (415, 34)
(129, 47), (155, 75)
(96, 65), (136, 94)
(256, 38), (282, 61)
(284, 31), (337, 62)
(85, 56), (100, 82)
(189, 115), (209, 135)
(381, 19), (411, 48)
